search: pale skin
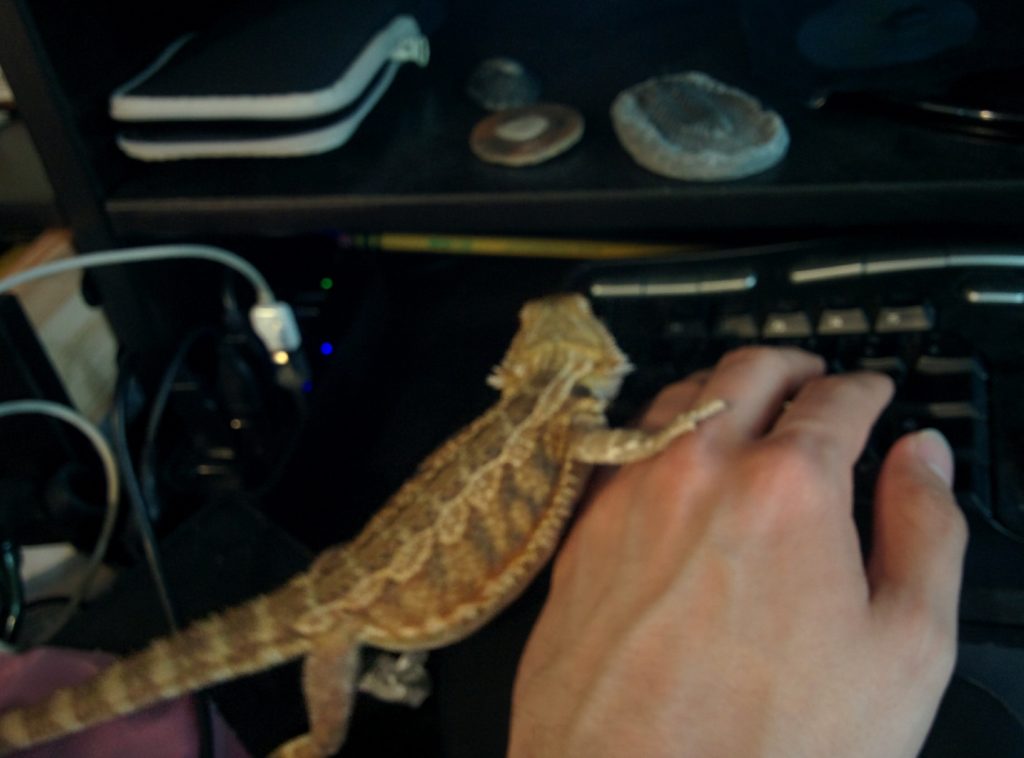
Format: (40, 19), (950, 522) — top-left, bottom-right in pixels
(509, 346), (968, 758)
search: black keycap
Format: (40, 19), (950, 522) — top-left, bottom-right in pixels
(908, 355), (988, 406)
(763, 312), (813, 339)
(875, 305), (935, 333)
(818, 308), (870, 336)
(857, 356), (908, 385)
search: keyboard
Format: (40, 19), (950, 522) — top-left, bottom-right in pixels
(571, 240), (1024, 560)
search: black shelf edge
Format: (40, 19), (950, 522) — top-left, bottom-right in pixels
(106, 180), (1024, 239)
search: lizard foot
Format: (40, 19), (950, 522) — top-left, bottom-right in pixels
(358, 650), (431, 707)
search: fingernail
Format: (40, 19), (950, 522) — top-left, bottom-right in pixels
(912, 428), (954, 487)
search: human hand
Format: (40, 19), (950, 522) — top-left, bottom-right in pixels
(509, 347), (967, 758)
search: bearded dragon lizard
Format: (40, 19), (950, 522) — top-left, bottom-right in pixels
(0, 293), (725, 757)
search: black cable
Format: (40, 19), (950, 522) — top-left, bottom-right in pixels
(113, 355), (215, 758)
(1, 541), (23, 644)
(138, 328), (217, 520)
(139, 316), (305, 506)
(21, 595), (75, 611)
(112, 362), (179, 630)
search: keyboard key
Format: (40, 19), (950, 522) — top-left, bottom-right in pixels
(875, 305), (935, 333)
(915, 355), (986, 375)
(856, 356), (907, 384)
(663, 319), (708, 341)
(763, 312), (813, 338)
(909, 355), (987, 405)
(817, 308), (870, 336)
(889, 401), (986, 453)
(715, 314), (759, 339)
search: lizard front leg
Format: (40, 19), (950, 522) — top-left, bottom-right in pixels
(270, 630), (362, 758)
(572, 399), (726, 465)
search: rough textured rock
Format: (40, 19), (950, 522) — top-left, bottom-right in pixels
(611, 71), (789, 181)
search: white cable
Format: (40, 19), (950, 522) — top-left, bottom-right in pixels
(0, 244), (275, 305)
(0, 400), (120, 644)
(0, 244), (301, 352)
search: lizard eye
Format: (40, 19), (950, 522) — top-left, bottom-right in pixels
(570, 384), (595, 398)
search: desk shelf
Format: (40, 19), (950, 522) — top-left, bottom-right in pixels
(5, 0), (1022, 243)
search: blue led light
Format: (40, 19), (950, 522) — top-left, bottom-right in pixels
(301, 380), (314, 394)
(320, 341), (334, 356)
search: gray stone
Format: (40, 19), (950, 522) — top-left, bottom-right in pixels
(611, 71), (789, 181)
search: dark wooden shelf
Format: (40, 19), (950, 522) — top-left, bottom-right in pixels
(86, 4), (1024, 239)
(5, 0), (1024, 244)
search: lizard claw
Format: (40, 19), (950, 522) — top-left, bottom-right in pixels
(358, 651), (431, 707)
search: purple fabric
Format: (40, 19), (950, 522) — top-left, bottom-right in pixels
(0, 648), (251, 757)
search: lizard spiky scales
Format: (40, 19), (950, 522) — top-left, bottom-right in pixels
(0, 293), (725, 757)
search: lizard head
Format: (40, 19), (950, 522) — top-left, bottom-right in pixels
(488, 293), (632, 400)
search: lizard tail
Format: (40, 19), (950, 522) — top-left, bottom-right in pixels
(0, 577), (316, 755)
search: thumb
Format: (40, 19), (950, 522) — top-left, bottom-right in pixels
(868, 429), (968, 625)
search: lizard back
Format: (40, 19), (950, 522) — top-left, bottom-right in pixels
(304, 365), (601, 650)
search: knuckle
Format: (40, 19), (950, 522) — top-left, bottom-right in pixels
(726, 438), (830, 528)
(891, 601), (958, 680)
(763, 423), (838, 475)
(899, 484), (969, 555)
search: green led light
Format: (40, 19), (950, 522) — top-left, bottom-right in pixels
(320, 277), (334, 291)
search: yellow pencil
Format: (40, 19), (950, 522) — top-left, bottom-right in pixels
(343, 233), (699, 260)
